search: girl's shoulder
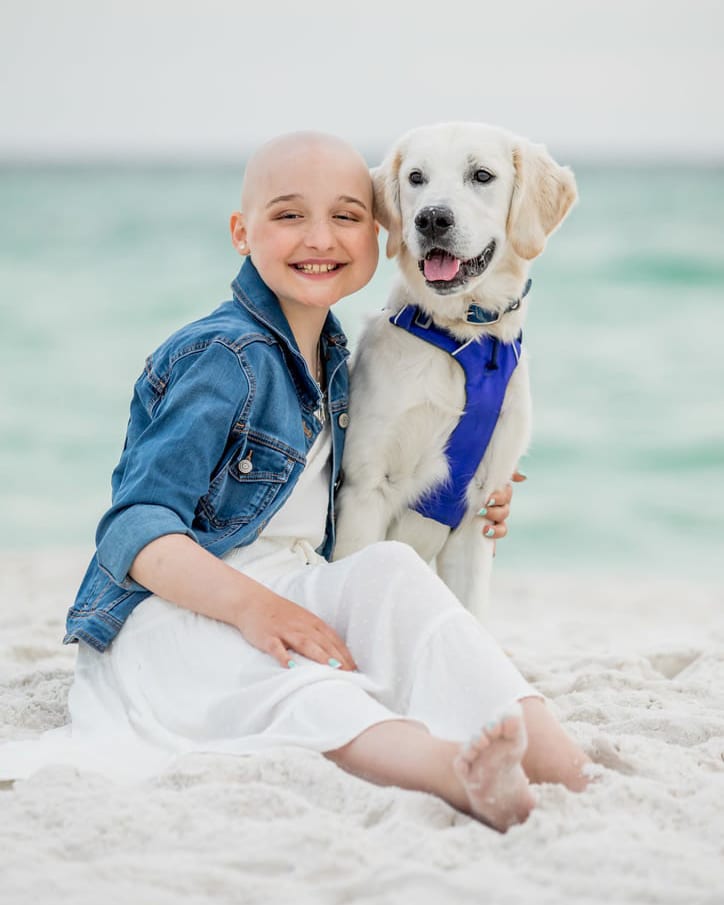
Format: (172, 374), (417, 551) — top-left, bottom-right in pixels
(145, 299), (280, 388)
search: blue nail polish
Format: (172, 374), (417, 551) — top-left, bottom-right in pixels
(477, 507), (488, 516)
(485, 719), (498, 731)
(486, 497), (495, 507)
(328, 658), (341, 669)
(287, 659), (297, 669)
(485, 527), (495, 538)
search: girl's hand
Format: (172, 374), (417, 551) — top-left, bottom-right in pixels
(477, 471), (527, 540)
(130, 534), (356, 670)
(236, 588), (357, 672)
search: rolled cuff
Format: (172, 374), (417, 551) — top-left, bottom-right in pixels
(96, 503), (198, 590)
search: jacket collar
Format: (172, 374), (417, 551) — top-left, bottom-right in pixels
(231, 256), (348, 354)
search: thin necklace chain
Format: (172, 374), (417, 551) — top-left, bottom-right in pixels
(315, 340), (323, 385)
(314, 339), (327, 424)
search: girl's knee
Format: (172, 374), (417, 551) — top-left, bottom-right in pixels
(354, 540), (458, 615)
(366, 540), (428, 569)
(361, 539), (428, 574)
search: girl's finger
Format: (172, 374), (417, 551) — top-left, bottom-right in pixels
(283, 611), (357, 671)
(295, 636), (347, 669)
(287, 634), (327, 666)
(265, 636), (296, 669)
(477, 502), (510, 523)
(484, 503), (510, 525)
(482, 521), (508, 540)
(512, 471), (527, 483)
(310, 625), (357, 671)
(483, 485), (512, 508)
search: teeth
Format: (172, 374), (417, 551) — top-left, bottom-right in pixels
(296, 263), (338, 273)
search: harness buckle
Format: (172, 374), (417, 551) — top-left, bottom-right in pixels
(465, 305), (501, 326)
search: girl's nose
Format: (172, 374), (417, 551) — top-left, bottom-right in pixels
(303, 218), (335, 250)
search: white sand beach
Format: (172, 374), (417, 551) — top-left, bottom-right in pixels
(0, 549), (722, 905)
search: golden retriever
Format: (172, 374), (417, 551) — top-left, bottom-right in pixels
(334, 122), (577, 619)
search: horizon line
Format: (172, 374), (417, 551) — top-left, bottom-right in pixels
(2, 149), (724, 168)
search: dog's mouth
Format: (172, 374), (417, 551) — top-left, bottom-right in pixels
(417, 241), (496, 293)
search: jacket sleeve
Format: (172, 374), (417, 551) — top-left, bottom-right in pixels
(95, 341), (250, 590)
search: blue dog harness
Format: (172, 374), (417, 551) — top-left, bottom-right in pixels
(389, 303), (524, 530)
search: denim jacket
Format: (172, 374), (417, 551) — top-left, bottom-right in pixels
(64, 257), (350, 652)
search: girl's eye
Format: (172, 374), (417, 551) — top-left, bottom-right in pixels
(334, 212), (360, 222)
(474, 169), (495, 184)
(408, 170), (424, 186)
(273, 211), (302, 220)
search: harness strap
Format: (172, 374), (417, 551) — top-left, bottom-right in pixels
(390, 306), (522, 529)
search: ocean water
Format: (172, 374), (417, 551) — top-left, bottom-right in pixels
(1, 163), (722, 579)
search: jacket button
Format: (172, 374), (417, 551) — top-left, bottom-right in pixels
(338, 412), (350, 429)
(238, 459), (253, 474)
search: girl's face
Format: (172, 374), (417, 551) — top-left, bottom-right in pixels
(232, 142), (379, 315)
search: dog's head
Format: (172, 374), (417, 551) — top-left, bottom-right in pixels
(373, 122), (577, 303)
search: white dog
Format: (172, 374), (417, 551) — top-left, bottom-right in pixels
(333, 122), (577, 620)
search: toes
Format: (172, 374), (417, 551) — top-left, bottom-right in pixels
(500, 715), (522, 740)
(467, 732), (492, 755)
(459, 735), (488, 766)
(483, 719), (504, 742)
(462, 712), (525, 770)
(482, 704), (524, 743)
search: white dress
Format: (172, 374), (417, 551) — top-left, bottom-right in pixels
(0, 425), (538, 781)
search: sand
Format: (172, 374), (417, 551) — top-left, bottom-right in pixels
(0, 549), (722, 905)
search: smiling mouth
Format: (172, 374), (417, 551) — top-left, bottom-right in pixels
(292, 262), (344, 274)
(417, 241), (496, 292)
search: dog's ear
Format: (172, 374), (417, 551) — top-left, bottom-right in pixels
(506, 141), (578, 260)
(372, 150), (403, 259)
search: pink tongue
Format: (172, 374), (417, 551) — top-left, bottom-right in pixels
(423, 252), (461, 282)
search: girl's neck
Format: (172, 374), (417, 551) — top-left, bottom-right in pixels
(277, 298), (328, 378)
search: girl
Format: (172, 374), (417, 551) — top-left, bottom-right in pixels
(3, 132), (591, 831)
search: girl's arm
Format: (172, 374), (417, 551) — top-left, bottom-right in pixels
(130, 534), (357, 671)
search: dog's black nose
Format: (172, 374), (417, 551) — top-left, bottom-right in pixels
(414, 206), (455, 239)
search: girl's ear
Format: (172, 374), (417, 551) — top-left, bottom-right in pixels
(230, 211), (250, 256)
(372, 149), (403, 259)
(506, 141), (578, 260)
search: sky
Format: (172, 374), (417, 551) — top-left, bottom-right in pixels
(1, 0), (723, 161)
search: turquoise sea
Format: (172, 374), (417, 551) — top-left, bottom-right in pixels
(1, 162), (722, 579)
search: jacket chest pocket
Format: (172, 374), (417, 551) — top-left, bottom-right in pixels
(200, 436), (297, 528)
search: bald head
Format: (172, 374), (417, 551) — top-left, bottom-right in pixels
(241, 131), (372, 211)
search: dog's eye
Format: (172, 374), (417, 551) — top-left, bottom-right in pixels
(408, 170), (424, 186)
(474, 169), (495, 184)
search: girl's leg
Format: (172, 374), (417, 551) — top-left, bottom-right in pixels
(404, 614), (593, 792)
(326, 708), (536, 832)
(280, 542), (592, 791)
(339, 544), (592, 790)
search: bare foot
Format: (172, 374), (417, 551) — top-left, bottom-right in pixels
(453, 705), (536, 832)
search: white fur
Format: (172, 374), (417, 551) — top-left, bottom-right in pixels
(334, 122), (577, 620)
